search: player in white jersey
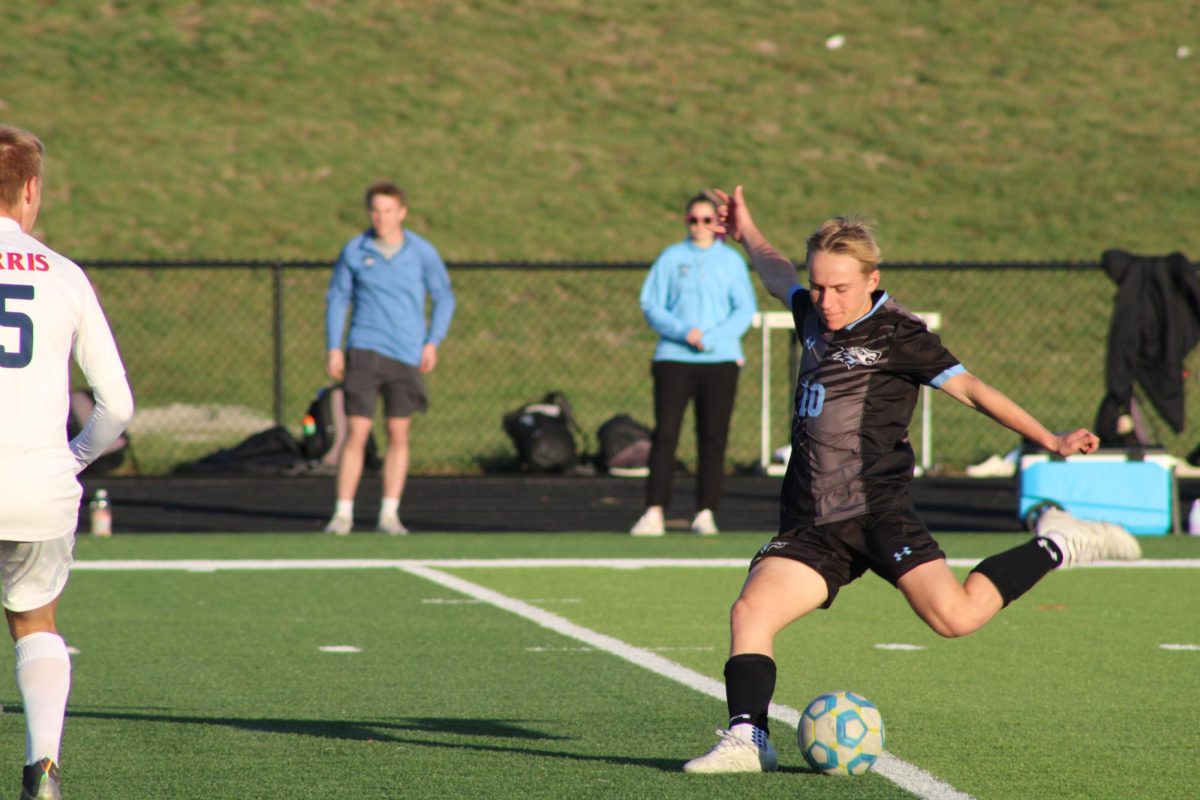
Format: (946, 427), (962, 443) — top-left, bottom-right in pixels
(0, 126), (134, 800)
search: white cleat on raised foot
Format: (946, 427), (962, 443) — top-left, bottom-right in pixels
(682, 726), (778, 773)
(1036, 508), (1141, 568)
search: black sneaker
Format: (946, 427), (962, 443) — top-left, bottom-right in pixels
(20, 758), (60, 800)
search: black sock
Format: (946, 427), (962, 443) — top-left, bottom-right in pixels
(724, 654), (775, 734)
(970, 538), (1059, 607)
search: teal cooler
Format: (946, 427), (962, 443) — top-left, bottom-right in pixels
(1018, 450), (1179, 536)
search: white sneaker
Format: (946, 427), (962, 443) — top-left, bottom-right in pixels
(377, 515), (408, 535)
(324, 514), (353, 536)
(683, 726), (778, 773)
(966, 453), (1017, 478)
(1036, 508), (1142, 568)
(630, 508), (665, 537)
(691, 509), (719, 536)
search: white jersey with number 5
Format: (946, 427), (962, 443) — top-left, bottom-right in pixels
(0, 217), (128, 541)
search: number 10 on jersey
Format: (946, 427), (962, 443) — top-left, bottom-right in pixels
(796, 379), (825, 418)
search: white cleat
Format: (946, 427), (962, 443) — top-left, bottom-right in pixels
(691, 509), (719, 536)
(377, 515), (408, 536)
(324, 515), (353, 536)
(630, 508), (665, 537)
(1036, 508), (1141, 568)
(682, 727), (778, 773)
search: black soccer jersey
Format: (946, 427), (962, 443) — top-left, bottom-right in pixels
(780, 286), (964, 530)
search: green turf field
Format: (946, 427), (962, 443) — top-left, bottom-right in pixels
(1, 532), (1194, 799)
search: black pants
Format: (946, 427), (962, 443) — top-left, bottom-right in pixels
(646, 360), (740, 511)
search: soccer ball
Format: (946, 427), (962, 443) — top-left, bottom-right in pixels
(798, 690), (885, 776)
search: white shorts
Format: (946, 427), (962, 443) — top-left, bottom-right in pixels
(0, 534), (74, 613)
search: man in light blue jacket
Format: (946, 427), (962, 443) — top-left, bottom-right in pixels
(324, 182), (455, 535)
(631, 193), (758, 536)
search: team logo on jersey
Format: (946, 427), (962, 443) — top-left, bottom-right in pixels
(759, 541), (788, 556)
(830, 345), (881, 369)
(804, 334), (820, 350)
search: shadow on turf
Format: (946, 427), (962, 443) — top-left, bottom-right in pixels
(53, 708), (564, 742)
(19, 706), (820, 773)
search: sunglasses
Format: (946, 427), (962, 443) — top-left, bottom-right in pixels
(686, 215), (714, 225)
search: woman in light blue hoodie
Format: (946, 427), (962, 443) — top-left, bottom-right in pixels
(631, 193), (758, 536)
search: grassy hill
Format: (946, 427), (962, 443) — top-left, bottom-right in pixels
(5, 1), (1198, 262)
(5, 2), (1199, 475)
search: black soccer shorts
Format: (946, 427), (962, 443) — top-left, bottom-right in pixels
(749, 505), (945, 608)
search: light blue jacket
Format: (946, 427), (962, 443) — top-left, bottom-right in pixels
(325, 229), (456, 367)
(640, 238), (757, 363)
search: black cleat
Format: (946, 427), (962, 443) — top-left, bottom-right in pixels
(19, 758), (60, 800)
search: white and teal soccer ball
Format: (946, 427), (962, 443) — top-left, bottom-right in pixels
(798, 690), (885, 776)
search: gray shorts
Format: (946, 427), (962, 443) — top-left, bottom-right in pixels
(343, 348), (428, 419)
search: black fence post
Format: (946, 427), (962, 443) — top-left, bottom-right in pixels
(272, 260), (284, 426)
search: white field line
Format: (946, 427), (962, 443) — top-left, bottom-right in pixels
(70, 557), (1200, 572)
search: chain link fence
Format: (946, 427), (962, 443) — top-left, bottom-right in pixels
(78, 259), (1200, 476)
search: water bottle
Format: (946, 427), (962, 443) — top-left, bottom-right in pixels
(89, 489), (112, 537)
(1188, 499), (1200, 536)
(301, 414), (319, 460)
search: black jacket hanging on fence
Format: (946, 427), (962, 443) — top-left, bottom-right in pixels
(1096, 249), (1200, 442)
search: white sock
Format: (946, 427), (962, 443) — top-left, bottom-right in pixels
(14, 632), (71, 765)
(334, 500), (354, 519)
(730, 722), (768, 748)
(380, 498), (400, 518)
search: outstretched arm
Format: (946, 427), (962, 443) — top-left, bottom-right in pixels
(710, 185), (799, 303)
(940, 372), (1099, 456)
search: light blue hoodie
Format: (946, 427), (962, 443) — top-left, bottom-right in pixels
(325, 229), (456, 366)
(640, 238), (757, 363)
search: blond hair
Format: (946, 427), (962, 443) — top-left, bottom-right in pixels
(805, 216), (881, 274)
(0, 126), (44, 211)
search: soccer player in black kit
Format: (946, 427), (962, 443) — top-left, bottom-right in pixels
(683, 186), (1142, 773)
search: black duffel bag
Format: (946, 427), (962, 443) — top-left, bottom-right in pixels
(596, 414), (652, 471)
(503, 391), (582, 472)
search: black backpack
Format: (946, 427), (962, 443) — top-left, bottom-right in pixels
(596, 414), (652, 471)
(302, 385), (382, 469)
(174, 426), (304, 475)
(502, 391), (583, 472)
